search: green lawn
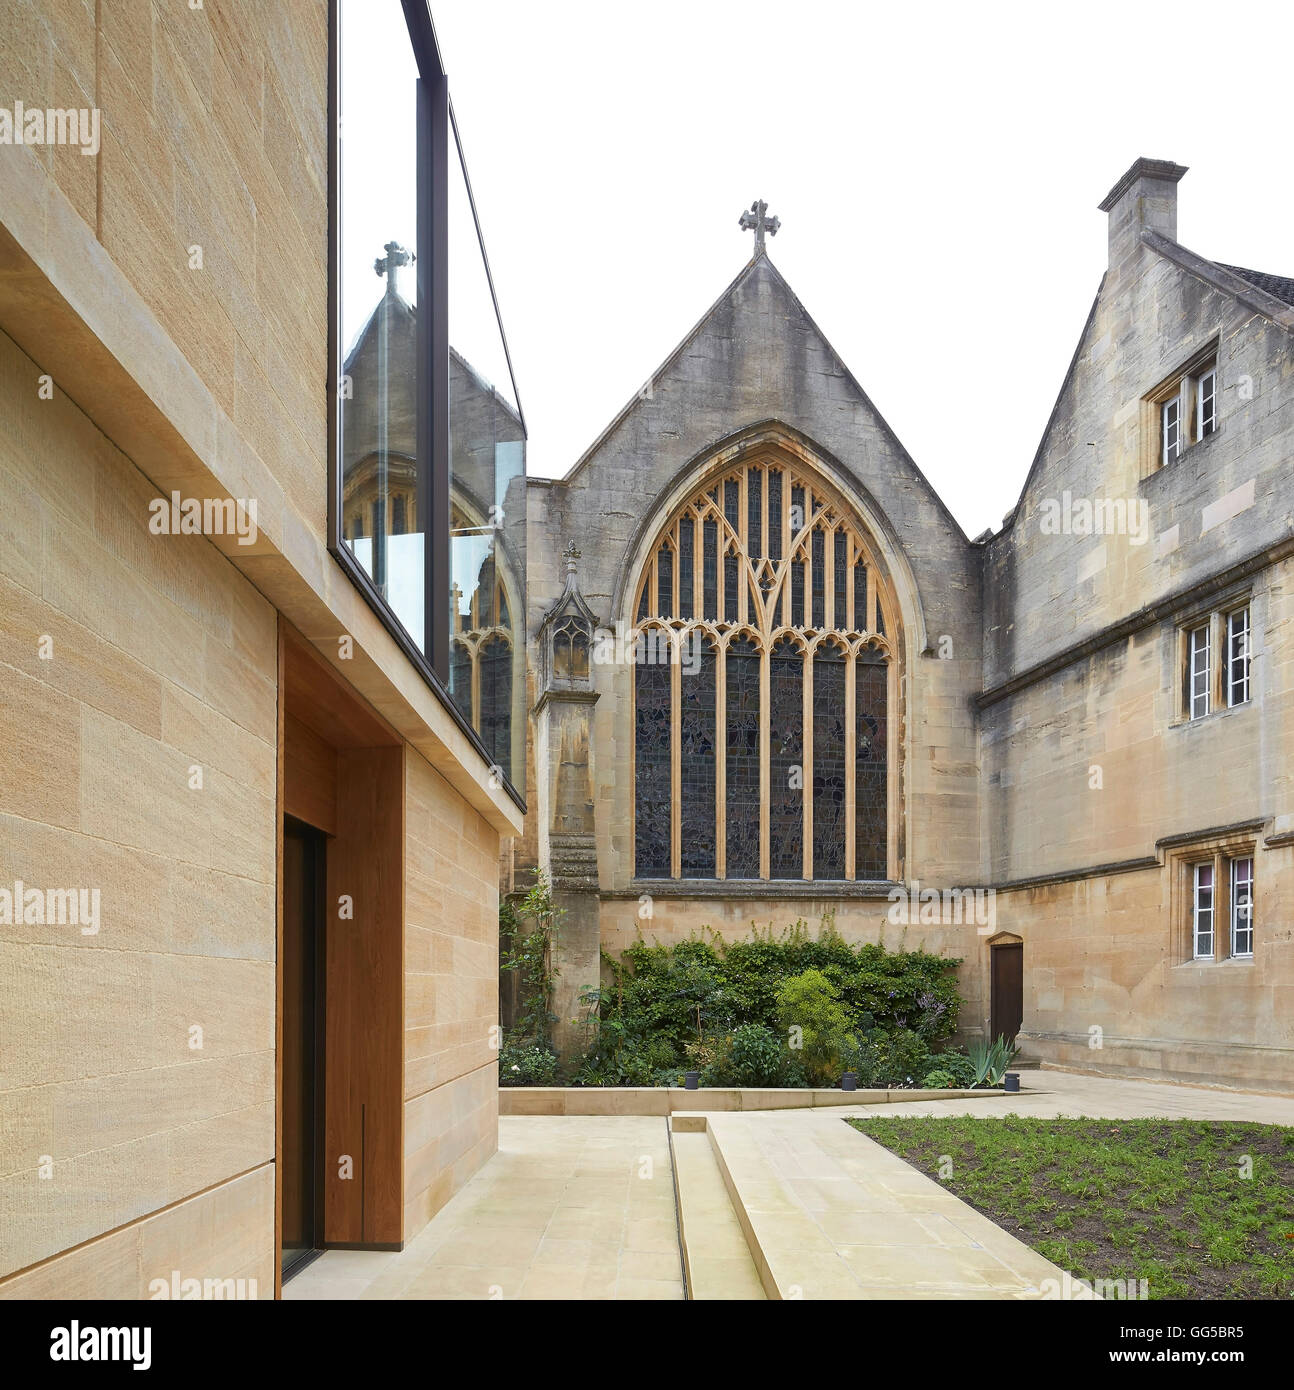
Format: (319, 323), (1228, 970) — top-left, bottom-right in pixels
(847, 1115), (1294, 1299)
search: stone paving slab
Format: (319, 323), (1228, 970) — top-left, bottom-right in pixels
(285, 1116), (683, 1301)
(831, 1067), (1294, 1124)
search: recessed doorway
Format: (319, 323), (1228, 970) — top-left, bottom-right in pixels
(281, 816), (326, 1280)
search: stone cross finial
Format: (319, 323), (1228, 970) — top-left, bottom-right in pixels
(374, 240), (414, 291)
(739, 200), (780, 257)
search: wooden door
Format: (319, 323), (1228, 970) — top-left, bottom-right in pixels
(990, 943), (1023, 1042)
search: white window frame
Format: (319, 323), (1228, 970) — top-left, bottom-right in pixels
(1161, 395), (1181, 467)
(1192, 861), (1215, 959)
(1188, 623), (1211, 720)
(1226, 606), (1251, 708)
(1230, 856), (1254, 958)
(1196, 368), (1217, 441)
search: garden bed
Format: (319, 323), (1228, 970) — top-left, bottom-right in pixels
(848, 1115), (1294, 1299)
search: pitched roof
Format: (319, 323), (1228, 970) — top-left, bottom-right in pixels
(1216, 263), (1294, 307)
(558, 252), (972, 543)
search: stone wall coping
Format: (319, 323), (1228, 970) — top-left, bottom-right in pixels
(500, 1086), (1003, 1115)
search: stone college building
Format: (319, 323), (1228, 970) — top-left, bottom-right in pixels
(0, 0), (1288, 1303)
(518, 164), (1292, 1097)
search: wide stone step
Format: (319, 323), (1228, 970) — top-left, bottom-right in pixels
(669, 1129), (767, 1299)
(676, 1109), (1068, 1299)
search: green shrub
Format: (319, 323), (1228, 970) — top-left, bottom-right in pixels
(702, 1024), (787, 1087)
(846, 1027), (931, 1086)
(604, 921), (961, 1048)
(775, 968), (852, 1085)
(571, 1032), (681, 1087)
(931, 1050), (979, 1088)
(561, 919), (966, 1088)
(498, 1041), (558, 1087)
(920, 1069), (958, 1090)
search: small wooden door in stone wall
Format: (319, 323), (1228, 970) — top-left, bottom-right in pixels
(990, 942), (1023, 1042)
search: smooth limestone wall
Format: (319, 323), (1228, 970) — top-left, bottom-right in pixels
(0, 326), (278, 1296)
(403, 747), (500, 1242)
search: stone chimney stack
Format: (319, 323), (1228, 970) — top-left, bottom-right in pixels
(1098, 157), (1188, 272)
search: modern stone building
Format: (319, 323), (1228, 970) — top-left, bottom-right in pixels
(520, 169), (1293, 1094)
(0, 3), (525, 1297)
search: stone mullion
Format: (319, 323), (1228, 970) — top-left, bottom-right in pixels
(671, 639), (681, 879)
(737, 469), (748, 627)
(866, 564), (877, 635)
(845, 649), (856, 880)
(802, 648), (813, 880)
(759, 642), (770, 880)
(715, 637), (727, 879)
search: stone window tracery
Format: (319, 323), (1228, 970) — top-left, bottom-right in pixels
(632, 456), (897, 881)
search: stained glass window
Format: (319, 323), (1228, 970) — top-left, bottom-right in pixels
(768, 469), (782, 560)
(635, 655), (672, 878)
(725, 637), (761, 879)
(769, 636), (804, 879)
(724, 551), (739, 623)
(479, 633), (512, 780)
(449, 639), (472, 721)
(631, 455), (896, 883)
(657, 545), (672, 616)
(680, 641), (717, 876)
(834, 534), (847, 629)
(811, 529), (825, 628)
(812, 644), (847, 878)
(855, 650), (888, 877)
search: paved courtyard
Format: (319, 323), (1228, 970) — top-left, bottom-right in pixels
(285, 1070), (1294, 1300)
(285, 1115), (682, 1301)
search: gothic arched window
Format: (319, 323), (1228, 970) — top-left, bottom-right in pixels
(449, 499), (517, 781)
(632, 457), (896, 881)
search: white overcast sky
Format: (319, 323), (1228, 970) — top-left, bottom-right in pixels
(431, 0), (1294, 539)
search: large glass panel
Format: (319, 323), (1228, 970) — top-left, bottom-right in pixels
(336, 0), (423, 643)
(448, 112), (526, 792)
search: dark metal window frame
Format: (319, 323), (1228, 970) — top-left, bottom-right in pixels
(326, 0), (526, 812)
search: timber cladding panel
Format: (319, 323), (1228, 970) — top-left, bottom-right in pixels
(0, 325), (277, 1290)
(402, 745), (500, 1242)
(323, 745), (405, 1247)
